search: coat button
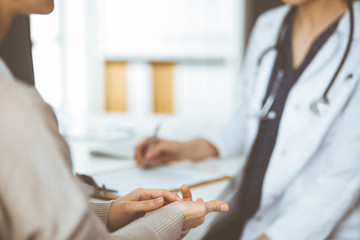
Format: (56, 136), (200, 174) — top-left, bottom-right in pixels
(255, 216), (262, 221)
(345, 73), (353, 81)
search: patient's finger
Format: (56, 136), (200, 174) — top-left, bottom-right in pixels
(196, 198), (204, 203)
(204, 200), (229, 213)
(181, 184), (193, 201)
(136, 188), (181, 202)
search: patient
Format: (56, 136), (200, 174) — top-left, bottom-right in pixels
(0, 0), (228, 239)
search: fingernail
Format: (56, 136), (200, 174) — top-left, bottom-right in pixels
(155, 197), (163, 204)
(221, 205), (229, 212)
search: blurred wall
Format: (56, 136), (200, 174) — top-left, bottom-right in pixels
(82, 0), (244, 122)
(0, 16), (35, 85)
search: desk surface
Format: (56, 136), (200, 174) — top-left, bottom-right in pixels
(67, 133), (244, 239)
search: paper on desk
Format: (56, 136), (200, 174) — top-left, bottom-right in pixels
(93, 165), (227, 196)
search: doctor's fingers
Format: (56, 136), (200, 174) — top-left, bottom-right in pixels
(134, 137), (151, 164)
(144, 141), (169, 160)
(142, 156), (168, 168)
(144, 147), (175, 168)
(146, 140), (184, 161)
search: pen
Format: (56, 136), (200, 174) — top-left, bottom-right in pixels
(141, 124), (161, 169)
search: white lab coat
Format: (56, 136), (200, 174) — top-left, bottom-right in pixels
(204, 3), (360, 240)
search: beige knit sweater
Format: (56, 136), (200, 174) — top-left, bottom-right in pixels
(0, 59), (184, 240)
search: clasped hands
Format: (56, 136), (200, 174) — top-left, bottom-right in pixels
(107, 184), (229, 232)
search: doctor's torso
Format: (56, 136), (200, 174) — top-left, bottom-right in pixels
(232, 3), (360, 240)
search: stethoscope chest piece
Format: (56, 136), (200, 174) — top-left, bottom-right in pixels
(310, 97), (330, 116)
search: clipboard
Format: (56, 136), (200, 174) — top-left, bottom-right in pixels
(86, 165), (232, 200)
(93, 175), (232, 200)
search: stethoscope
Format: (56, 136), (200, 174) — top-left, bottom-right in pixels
(254, 0), (354, 120)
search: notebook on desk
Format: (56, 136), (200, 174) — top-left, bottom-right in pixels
(92, 165), (231, 199)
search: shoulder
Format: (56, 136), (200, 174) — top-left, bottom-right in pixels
(0, 76), (74, 179)
(0, 79), (36, 122)
(0, 78), (44, 120)
(0, 78), (58, 146)
(253, 4), (290, 33)
(258, 4), (290, 20)
(243, 5), (290, 70)
(247, 4), (290, 50)
(353, 1), (360, 23)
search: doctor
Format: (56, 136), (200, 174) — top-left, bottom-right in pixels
(135, 0), (360, 239)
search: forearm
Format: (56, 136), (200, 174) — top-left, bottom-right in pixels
(113, 205), (184, 240)
(180, 138), (219, 161)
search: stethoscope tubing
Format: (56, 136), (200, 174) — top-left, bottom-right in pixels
(255, 0), (355, 118)
(321, 0), (355, 102)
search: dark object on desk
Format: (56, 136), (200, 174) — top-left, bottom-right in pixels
(77, 173), (120, 200)
(77, 173), (118, 194)
(90, 150), (131, 159)
(0, 16), (35, 85)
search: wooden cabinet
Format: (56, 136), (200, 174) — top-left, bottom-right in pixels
(104, 61), (128, 112)
(151, 62), (175, 114)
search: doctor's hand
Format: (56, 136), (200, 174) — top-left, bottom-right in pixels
(171, 185), (229, 230)
(134, 137), (219, 168)
(107, 188), (181, 232)
(134, 137), (183, 168)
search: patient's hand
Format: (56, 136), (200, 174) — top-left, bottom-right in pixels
(171, 185), (229, 230)
(107, 188), (181, 232)
(107, 185), (228, 232)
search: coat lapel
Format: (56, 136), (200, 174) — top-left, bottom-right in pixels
(253, 2), (360, 206)
(244, 6), (290, 153)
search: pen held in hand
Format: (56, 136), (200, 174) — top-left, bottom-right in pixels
(141, 124), (161, 169)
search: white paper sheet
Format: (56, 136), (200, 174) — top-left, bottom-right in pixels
(93, 165), (226, 196)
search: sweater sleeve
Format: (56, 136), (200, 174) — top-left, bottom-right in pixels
(88, 200), (185, 239)
(0, 79), (185, 240)
(112, 206), (184, 240)
(89, 202), (113, 227)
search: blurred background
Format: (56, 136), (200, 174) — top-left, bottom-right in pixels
(26, 0), (280, 140)
(0, 0), (282, 237)
(30, 0), (242, 139)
